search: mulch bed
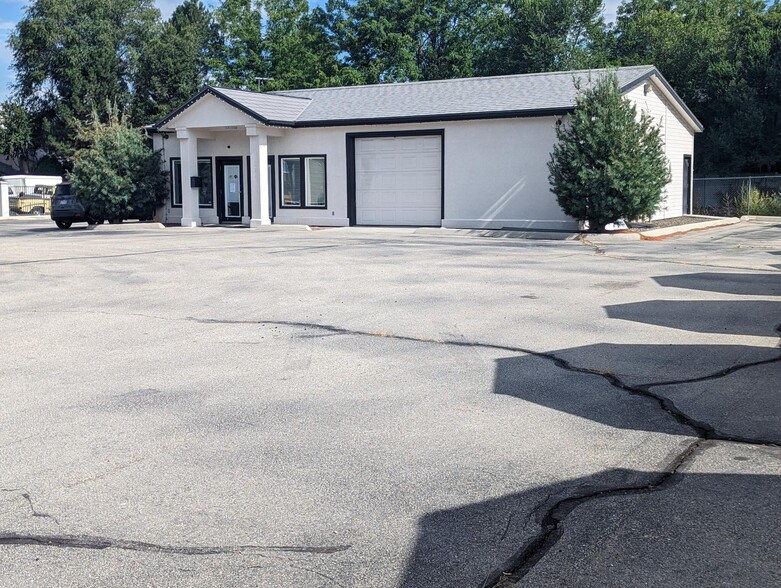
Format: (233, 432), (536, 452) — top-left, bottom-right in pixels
(627, 215), (718, 232)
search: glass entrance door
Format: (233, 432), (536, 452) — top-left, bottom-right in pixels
(224, 164), (241, 219)
(217, 158), (243, 222)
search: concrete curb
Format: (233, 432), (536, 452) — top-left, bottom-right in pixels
(740, 215), (781, 223)
(576, 217), (741, 243)
(93, 222), (166, 230)
(639, 216), (740, 238)
(414, 227), (580, 240)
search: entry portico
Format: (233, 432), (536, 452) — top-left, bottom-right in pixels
(153, 88), (300, 227)
(173, 124), (271, 228)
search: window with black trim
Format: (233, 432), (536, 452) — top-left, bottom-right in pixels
(171, 158), (214, 207)
(280, 155), (326, 208)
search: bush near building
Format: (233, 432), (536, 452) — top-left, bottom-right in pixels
(71, 105), (167, 222)
(548, 71), (671, 231)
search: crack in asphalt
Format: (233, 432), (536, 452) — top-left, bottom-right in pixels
(0, 532), (351, 556)
(488, 439), (705, 587)
(640, 355), (781, 389)
(0, 490), (60, 527)
(20, 493), (60, 527)
(15, 309), (779, 582)
(188, 316), (780, 446)
(185, 316), (779, 586)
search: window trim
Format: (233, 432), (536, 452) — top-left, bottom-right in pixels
(278, 154), (327, 209)
(170, 156), (215, 209)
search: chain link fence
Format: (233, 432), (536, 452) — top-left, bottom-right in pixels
(693, 175), (781, 216)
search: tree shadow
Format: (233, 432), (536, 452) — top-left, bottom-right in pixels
(603, 299), (780, 336)
(653, 272), (780, 297)
(398, 469), (780, 587)
(494, 343), (780, 442)
(492, 350), (699, 435)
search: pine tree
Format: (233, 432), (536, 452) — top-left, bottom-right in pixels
(548, 71), (670, 230)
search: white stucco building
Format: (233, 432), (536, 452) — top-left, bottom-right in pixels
(148, 65), (703, 230)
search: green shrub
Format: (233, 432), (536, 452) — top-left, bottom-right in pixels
(726, 186), (781, 216)
(71, 104), (167, 222)
(548, 71), (671, 231)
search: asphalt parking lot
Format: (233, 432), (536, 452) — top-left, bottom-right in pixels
(0, 218), (778, 587)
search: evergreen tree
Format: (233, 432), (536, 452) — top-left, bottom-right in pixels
(71, 104), (167, 222)
(548, 71), (670, 230)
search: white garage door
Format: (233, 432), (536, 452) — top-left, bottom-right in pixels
(355, 135), (442, 226)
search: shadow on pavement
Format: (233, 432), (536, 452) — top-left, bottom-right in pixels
(603, 299), (780, 336)
(399, 469), (780, 588)
(653, 272), (781, 297)
(495, 343), (780, 442)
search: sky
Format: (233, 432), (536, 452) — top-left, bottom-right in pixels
(0, 0), (622, 101)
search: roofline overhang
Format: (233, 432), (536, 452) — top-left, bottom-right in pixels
(621, 68), (704, 133)
(292, 107), (574, 128)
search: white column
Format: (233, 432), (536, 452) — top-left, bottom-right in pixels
(176, 128), (201, 227)
(246, 125), (270, 227)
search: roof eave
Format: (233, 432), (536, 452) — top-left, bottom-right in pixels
(293, 107), (575, 128)
(621, 68), (704, 133)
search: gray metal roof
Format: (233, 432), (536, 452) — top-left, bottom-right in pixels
(272, 65), (656, 124)
(154, 65), (702, 130)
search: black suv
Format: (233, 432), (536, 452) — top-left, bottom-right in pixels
(50, 182), (93, 229)
(50, 182), (156, 229)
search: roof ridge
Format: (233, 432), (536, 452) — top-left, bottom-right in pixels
(275, 65), (656, 94)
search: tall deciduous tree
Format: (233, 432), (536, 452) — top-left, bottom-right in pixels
(132, 0), (218, 125)
(548, 72), (670, 229)
(262, 0), (360, 90)
(0, 100), (35, 173)
(612, 0), (781, 174)
(9, 0), (160, 161)
(209, 0), (267, 88)
(334, 0), (496, 83)
(482, 0), (611, 75)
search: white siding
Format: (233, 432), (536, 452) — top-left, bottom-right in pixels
(625, 81), (696, 219)
(269, 118), (571, 230)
